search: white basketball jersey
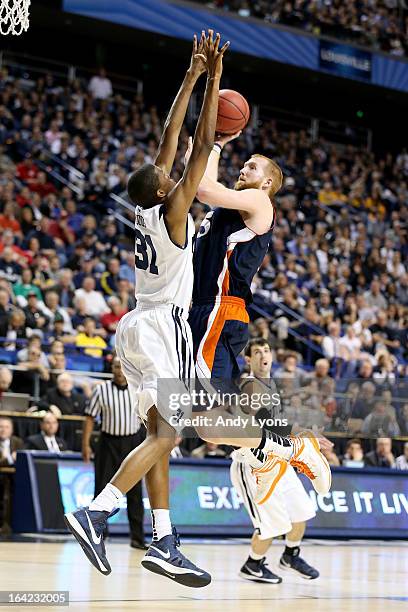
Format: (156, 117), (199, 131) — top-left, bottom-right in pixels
(134, 204), (195, 312)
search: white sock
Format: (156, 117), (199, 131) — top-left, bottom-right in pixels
(151, 509), (172, 541)
(285, 538), (301, 548)
(249, 548), (264, 561)
(88, 483), (123, 513)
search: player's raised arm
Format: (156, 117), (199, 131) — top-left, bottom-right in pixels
(164, 31), (229, 246)
(154, 32), (207, 175)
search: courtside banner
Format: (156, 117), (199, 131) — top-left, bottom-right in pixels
(63, 0), (408, 92)
(319, 39), (371, 81)
(51, 457), (408, 538)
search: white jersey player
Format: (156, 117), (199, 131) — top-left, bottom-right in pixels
(64, 30), (229, 588)
(116, 203), (195, 424)
(230, 338), (319, 583)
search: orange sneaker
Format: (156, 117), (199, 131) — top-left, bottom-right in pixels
(289, 434), (331, 495)
(253, 454), (288, 505)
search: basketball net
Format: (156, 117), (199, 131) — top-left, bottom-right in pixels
(0, 0), (30, 35)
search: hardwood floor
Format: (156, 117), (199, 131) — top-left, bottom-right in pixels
(0, 538), (407, 611)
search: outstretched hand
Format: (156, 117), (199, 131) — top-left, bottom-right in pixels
(189, 30), (207, 79)
(204, 29), (230, 80)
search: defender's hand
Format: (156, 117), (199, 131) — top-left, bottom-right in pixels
(188, 31), (207, 79)
(205, 29), (229, 80)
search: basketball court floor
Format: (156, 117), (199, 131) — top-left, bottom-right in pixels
(0, 537), (407, 611)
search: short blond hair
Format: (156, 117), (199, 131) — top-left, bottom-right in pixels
(253, 154), (283, 197)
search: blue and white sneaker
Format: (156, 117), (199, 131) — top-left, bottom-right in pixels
(239, 556), (282, 584)
(64, 507), (119, 575)
(141, 527), (211, 588)
(279, 547), (319, 579)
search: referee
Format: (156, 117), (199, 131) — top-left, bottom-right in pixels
(83, 355), (146, 549)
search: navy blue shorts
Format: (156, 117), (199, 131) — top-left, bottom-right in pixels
(189, 298), (249, 380)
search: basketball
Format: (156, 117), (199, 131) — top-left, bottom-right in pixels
(216, 89), (250, 135)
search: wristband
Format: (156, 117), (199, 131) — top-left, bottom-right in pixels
(213, 143), (222, 154)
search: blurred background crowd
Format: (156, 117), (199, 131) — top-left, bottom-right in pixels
(199, 0), (408, 57)
(0, 60), (407, 472)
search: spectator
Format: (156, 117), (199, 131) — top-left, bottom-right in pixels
(75, 316), (107, 358)
(28, 171), (56, 198)
(17, 335), (49, 368)
(88, 67), (113, 100)
(38, 372), (86, 415)
(46, 312), (67, 343)
(250, 317), (275, 347)
(74, 276), (109, 318)
(370, 310), (401, 355)
(0, 247), (22, 284)
(339, 325), (362, 364)
(0, 417), (23, 466)
(191, 442), (227, 459)
(57, 269), (75, 310)
(70, 296), (89, 330)
(47, 340), (68, 369)
(41, 290), (73, 333)
(23, 292), (49, 333)
(364, 280), (388, 312)
(99, 258), (121, 296)
(395, 442), (408, 470)
(0, 368), (13, 395)
(341, 438), (365, 467)
(356, 359), (374, 383)
(0, 310), (27, 351)
(308, 358), (335, 394)
(372, 351), (397, 387)
(350, 381), (377, 420)
(322, 321), (346, 361)
(361, 401), (400, 437)
(364, 438), (396, 468)
(25, 413), (68, 452)
(0, 201), (22, 237)
(12, 341), (50, 396)
(16, 154), (38, 185)
(13, 268), (42, 305)
(100, 296), (127, 335)
(274, 353), (309, 389)
(25, 217), (56, 251)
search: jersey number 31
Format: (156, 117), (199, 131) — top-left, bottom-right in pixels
(135, 229), (159, 275)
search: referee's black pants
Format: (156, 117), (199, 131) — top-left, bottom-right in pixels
(94, 431), (145, 543)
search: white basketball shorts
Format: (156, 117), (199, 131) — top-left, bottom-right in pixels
(230, 461), (316, 539)
(115, 303), (194, 433)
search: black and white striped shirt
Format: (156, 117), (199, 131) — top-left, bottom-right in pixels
(85, 381), (140, 436)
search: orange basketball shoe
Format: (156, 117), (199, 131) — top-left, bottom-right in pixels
(289, 433), (332, 495)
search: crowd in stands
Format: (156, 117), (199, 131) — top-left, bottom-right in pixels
(0, 64), (406, 475)
(2, 411), (408, 472)
(199, 0), (408, 57)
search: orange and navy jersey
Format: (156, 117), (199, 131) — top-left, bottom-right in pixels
(192, 207), (274, 306)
